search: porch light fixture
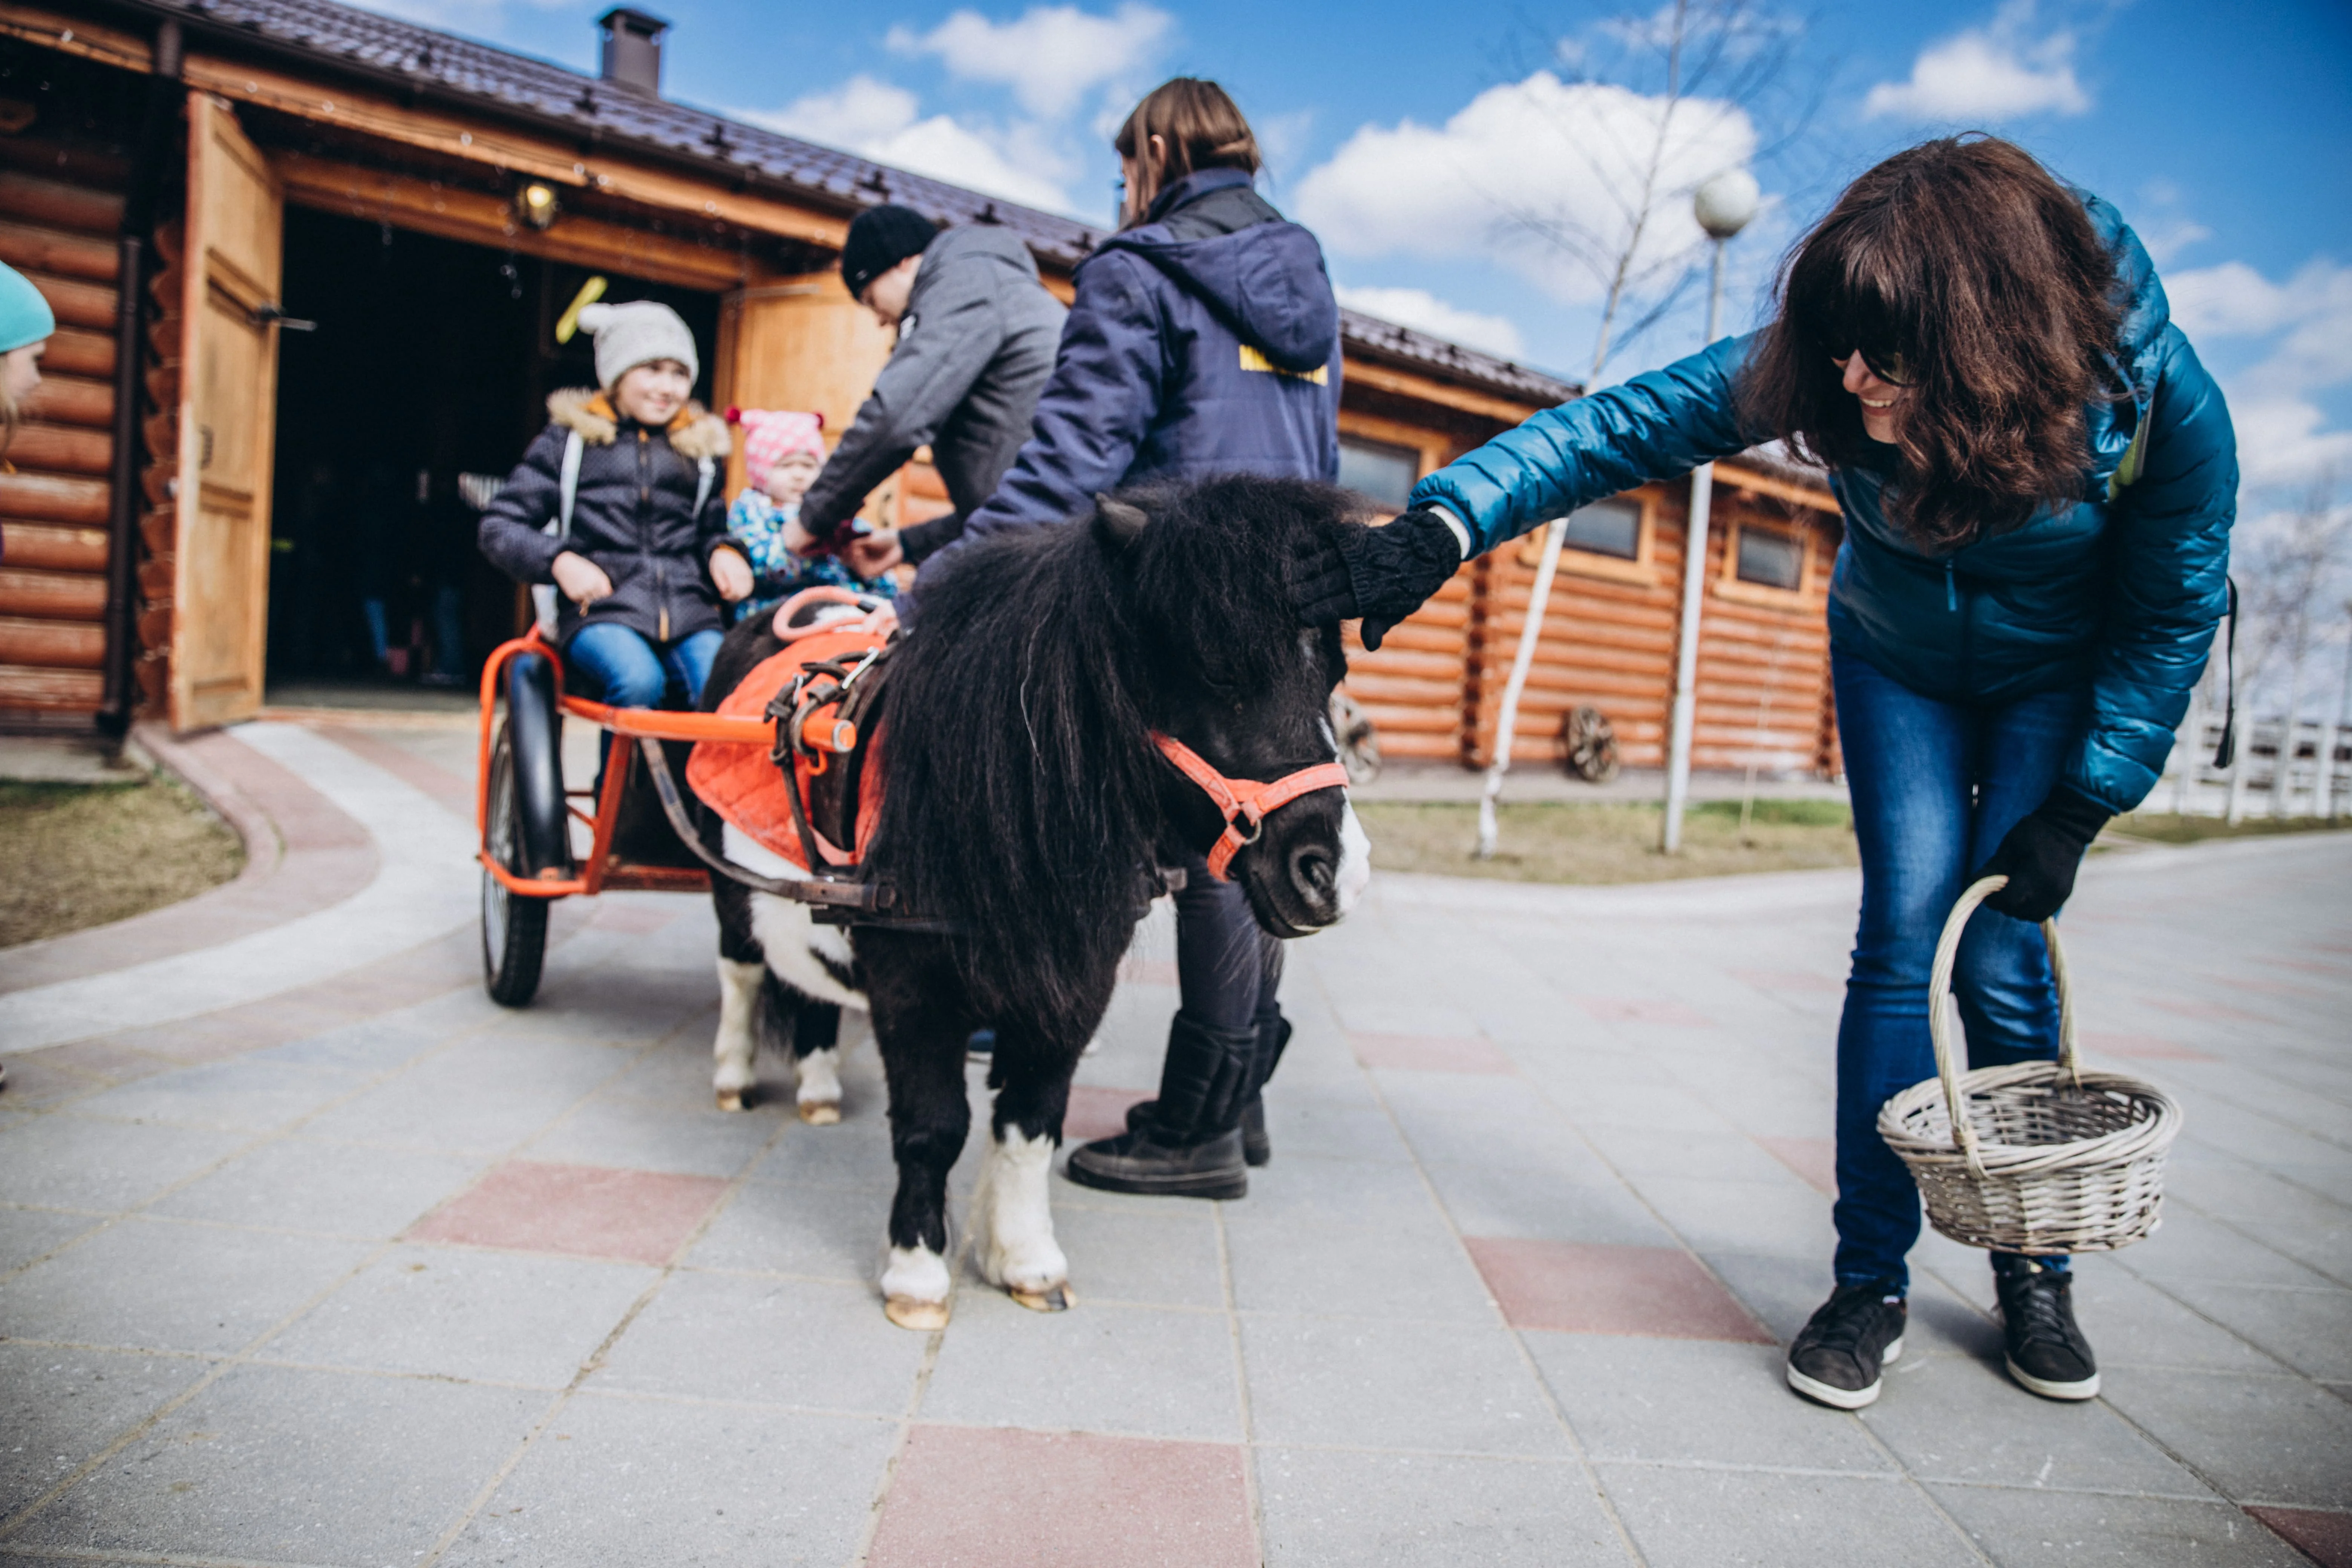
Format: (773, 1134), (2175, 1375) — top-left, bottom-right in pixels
(515, 181), (560, 231)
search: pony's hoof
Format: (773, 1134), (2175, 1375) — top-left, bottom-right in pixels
(884, 1295), (950, 1331)
(715, 1088), (749, 1112)
(1009, 1283), (1074, 1313)
(798, 1099), (841, 1126)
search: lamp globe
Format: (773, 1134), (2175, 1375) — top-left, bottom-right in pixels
(1694, 170), (1761, 240)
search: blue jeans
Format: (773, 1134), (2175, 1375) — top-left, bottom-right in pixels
(566, 623), (723, 778)
(1831, 648), (2088, 1291)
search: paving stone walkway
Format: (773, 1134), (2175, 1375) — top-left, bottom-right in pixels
(2, 716), (2348, 1566)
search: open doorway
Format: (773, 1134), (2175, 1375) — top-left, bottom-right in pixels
(264, 207), (720, 702)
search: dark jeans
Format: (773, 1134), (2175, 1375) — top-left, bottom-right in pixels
(1831, 648), (2087, 1291)
(1147, 844), (1284, 1136)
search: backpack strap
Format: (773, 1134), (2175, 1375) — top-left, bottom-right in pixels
(557, 428), (584, 538)
(694, 455), (716, 519)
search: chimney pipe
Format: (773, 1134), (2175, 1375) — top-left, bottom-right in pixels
(596, 7), (668, 96)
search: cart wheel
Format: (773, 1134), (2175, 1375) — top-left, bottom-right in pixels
(482, 720), (551, 1008)
(1558, 704), (1622, 783)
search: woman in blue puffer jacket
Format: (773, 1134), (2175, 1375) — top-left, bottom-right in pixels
(1297, 136), (2236, 1410)
(854, 78), (1341, 1202)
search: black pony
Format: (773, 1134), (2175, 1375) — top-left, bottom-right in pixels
(701, 475), (1370, 1328)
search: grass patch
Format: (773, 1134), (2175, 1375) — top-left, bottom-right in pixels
(1357, 797), (1857, 885)
(2108, 811), (2352, 845)
(0, 775), (245, 948)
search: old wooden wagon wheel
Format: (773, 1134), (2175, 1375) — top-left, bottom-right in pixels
(1557, 705), (1620, 783)
(1329, 689), (1383, 785)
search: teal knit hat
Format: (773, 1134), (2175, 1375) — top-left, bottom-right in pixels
(0, 262), (56, 355)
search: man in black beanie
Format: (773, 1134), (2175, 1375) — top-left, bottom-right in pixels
(796, 205), (1066, 567)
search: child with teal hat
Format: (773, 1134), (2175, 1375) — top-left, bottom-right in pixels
(0, 259), (58, 561)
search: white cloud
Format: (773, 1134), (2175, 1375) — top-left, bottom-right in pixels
(1294, 72), (1757, 308)
(1862, 1), (2090, 122)
(887, 3), (1171, 119)
(2167, 257), (2352, 488)
(743, 75), (1078, 215)
(1335, 285), (1526, 359)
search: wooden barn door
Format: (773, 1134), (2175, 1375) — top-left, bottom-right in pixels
(717, 276), (895, 515)
(171, 94), (283, 731)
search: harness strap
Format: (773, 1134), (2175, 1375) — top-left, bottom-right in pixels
(1151, 733), (1350, 881)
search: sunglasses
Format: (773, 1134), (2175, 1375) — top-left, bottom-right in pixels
(1829, 347), (1913, 386)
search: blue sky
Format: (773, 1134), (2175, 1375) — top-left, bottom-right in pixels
(375, 0), (2350, 507)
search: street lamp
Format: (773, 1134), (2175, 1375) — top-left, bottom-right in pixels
(1660, 169), (1760, 853)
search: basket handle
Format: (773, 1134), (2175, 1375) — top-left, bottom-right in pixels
(1927, 876), (2078, 1177)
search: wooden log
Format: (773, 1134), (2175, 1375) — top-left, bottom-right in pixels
(6, 421), (112, 476)
(137, 556), (173, 598)
(0, 522), (107, 571)
(0, 220), (118, 284)
(20, 372), (112, 429)
(0, 662), (103, 712)
(1378, 733), (1462, 760)
(21, 268), (116, 332)
(138, 603), (173, 650)
(139, 506), (174, 557)
(0, 470), (107, 525)
(40, 325), (113, 380)
(0, 171), (125, 237)
(0, 567), (106, 619)
(0, 133), (136, 189)
(133, 654), (168, 710)
(0, 613), (105, 667)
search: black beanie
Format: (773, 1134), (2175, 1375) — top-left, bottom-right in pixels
(841, 205), (939, 301)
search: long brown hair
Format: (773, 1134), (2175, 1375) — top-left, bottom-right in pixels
(1113, 78), (1260, 229)
(1738, 136), (2121, 551)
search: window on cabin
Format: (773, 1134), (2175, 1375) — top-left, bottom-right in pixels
(1338, 437), (1420, 510)
(1560, 498), (1642, 560)
(1736, 525), (1805, 590)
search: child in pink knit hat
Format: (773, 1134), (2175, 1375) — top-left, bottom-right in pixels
(724, 408), (895, 617)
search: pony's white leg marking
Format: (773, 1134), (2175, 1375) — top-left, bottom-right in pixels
(741, 887), (866, 1011)
(1335, 800), (1374, 916)
(712, 957), (764, 1111)
(881, 1242), (951, 1331)
(972, 1126), (1072, 1311)
(793, 1041), (843, 1125)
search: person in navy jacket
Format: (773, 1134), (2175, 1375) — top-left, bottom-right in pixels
(1295, 137), (2236, 1410)
(854, 79), (1341, 1200)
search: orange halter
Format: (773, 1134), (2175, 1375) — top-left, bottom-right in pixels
(1151, 733), (1350, 881)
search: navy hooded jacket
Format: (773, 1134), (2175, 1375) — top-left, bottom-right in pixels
(935, 168), (1342, 568)
(1410, 191), (2236, 817)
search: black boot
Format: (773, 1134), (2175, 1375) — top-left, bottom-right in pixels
(1066, 1016), (1252, 1199)
(1238, 1010), (1291, 1167)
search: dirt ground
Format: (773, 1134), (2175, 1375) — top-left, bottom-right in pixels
(2110, 810), (2352, 844)
(0, 776), (246, 948)
(1357, 798), (1860, 884)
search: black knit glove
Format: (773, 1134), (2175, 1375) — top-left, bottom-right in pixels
(1977, 784), (2111, 922)
(1289, 509), (1464, 651)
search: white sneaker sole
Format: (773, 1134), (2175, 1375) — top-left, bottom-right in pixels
(1786, 1335), (1901, 1409)
(2006, 1357), (2099, 1400)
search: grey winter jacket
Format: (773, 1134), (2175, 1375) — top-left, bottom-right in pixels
(477, 389), (741, 649)
(797, 224), (1067, 564)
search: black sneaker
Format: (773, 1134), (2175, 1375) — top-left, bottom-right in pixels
(1240, 1098), (1269, 1167)
(1785, 1282), (1906, 1409)
(1064, 1125), (1248, 1199)
(1994, 1259), (2099, 1399)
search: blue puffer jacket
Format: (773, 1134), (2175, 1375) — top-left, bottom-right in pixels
(939, 168), (1341, 565)
(1412, 193), (2236, 815)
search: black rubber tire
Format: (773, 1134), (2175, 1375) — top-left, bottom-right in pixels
(482, 720), (551, 1008)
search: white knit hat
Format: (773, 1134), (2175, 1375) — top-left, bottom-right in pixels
(577, 300), (700, 389)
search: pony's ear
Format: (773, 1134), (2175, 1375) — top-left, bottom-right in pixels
(1093, 493), (1150, 551)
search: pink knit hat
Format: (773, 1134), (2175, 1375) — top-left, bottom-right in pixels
(729, 408), (825, 490)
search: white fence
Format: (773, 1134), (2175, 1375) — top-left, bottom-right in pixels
(2159, 711), (2351, 820)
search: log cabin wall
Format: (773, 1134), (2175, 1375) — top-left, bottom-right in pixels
(0, 127), (137, 719)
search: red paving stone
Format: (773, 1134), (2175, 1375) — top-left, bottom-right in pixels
(1582, 998), (1716, 1027)
(406, 1160), (727, 1265)
(1755, 1135), (1838, 1196)
(2247, 1507), (2352, 1568)
(867, 1426), (1256, 1568)
(1730, 968), (1843, 994)
(2156, 997), (2271, 1023)
(312, 725), (477, 818)
(1349, 1032), (1517, 1074)
(1064, 1084), (1153, 1144)
(2082, 1031), (2218, 1062)
(1465, 1237), (1773, 1343)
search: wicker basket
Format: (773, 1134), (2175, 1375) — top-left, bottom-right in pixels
(1878, 876), (2183, 1254)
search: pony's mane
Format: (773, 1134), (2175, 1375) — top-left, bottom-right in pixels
(866, 476), (1348, 1038)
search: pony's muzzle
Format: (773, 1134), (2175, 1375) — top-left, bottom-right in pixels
(1288, 840), (1337, 907)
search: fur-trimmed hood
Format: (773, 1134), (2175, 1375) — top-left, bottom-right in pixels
(547, 387), (732, 460)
